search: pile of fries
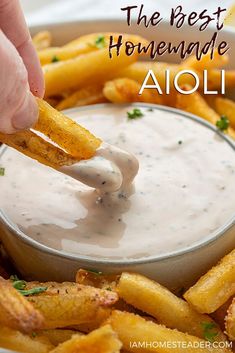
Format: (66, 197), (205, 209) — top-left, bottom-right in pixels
(0, 249), (234, 352)
(33, 30), (235, 140)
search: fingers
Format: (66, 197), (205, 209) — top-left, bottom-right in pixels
(0, 30), (38, 134)
(0, 0), (44, 97)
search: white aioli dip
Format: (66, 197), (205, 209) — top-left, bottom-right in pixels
(1, 105), (235, 259)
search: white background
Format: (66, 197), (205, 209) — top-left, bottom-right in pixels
(20, 0), (233, 25)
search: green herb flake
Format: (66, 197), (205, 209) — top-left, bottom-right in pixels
(201, 322), (218, 343)
(0, 167), (5, 176)
(87, 269), (103, 276)
(94, 35), (106, 49)
(178, 140), (183, 145)
(31, 332), (37, 338)
(216, 115), (230, 132)
(127, 108), (144, 120)
(13, 280), (27, 291)
(11, 275), (47, 296)
(147, 108), (154, 112)
(51, 56), (59, 63)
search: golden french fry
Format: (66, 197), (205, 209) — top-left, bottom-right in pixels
(49, 325), (122, 353)
(0, 277), (44, 333)
(33, 31), (52, 51)
(175, 85), (220, 125)
(39, 46), (94, 66)
(117, 272), (226, 341)
(103, 78), (162, 104)
(64, 32), (149, 51)
(35, 98), (102, 159)
(71, 307), (112, 333)
(119, 61), (200, 89)
(0, 129), (78, 168)
(76, 269), (119, 291)
(43, 46), (138, 97)
(213, 97), (235, 129)
(0, 327), (54, 353)
(38, 329), (83, 346)
(182, 52), (229, 71)
(40, 32), (149, 65)
(184, 249), (235, 314)
(107, 311), (230, 353)
(175, 85), (235, 139)
(26, 281), (118, 329)
(225, 298), (235, 341)
(56, 84), (106, 111)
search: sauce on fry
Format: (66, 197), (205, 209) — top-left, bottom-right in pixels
(60, 142), (139, 193)
(1, 105), (235, 259)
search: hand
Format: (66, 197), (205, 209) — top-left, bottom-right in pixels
(0, 0), (44, 133)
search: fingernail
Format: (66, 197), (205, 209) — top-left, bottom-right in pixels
(12, 92), (38, 130)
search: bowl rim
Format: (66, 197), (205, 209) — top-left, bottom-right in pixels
(1, 103), (235, 266)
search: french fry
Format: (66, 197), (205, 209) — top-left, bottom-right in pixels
(175, 85), (235, 139)
(64, 32), (149, 51)
(184, 249), (235, 314)
(35, 98), (102, 159)
(76, 269), (119, 291)
(39, 46), (95, 66)
(26, 281), (118, 329)
(225, 298), (235, 341)
(213, 97), (235, 129)
(38, 329), (83, 346)
(33, 31), (52, 51)
(107, 310), (230, 353)
(0, 129), (78, 168)
(56, 84), (106, 111)
(43, 46), (138, 97)
(0, 277), (44, 333)
(49, 325), (122, 353)
(40, 32), (149, 65)
(117, 272), (226, 341)
(0, 327), (54, 353)
(103, 78), (162, 104)
(182, 52), (229, 71)
(118, 61), (200, 89)
(70, 307), (112, 333)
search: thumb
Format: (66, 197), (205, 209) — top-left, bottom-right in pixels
(0, 30), (38, 134)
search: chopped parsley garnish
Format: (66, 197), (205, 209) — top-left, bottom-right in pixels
(94, 35), (106, 49)
(178, 140), (183, 145)
(10, 275), (47, 296)
(127, 108), (144, 120)
(87, 269), (103, 276)
(216, 115), (230, 132)
(0, 167), (5, 176)
(201, 322), (218, 343)
(147, 108), (154, 112)
(51, 56), (59, 63)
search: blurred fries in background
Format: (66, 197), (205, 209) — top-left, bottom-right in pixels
(32, 30), (235, 140)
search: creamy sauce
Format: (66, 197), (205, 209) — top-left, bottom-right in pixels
(1, 105), (235, 259)
(60, 142), (139, 193)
